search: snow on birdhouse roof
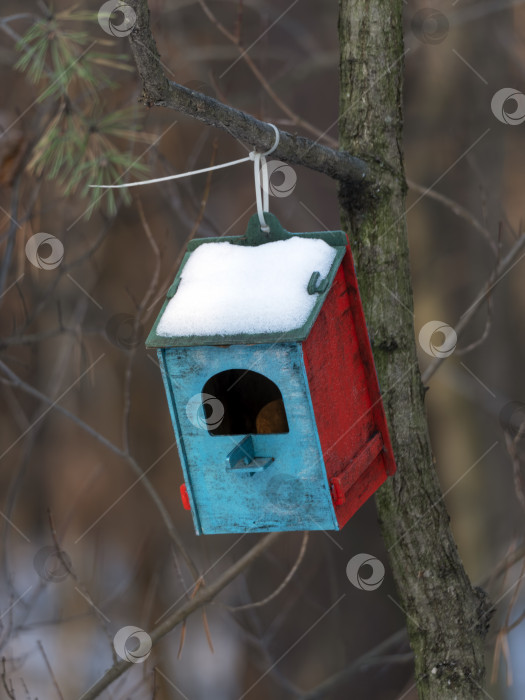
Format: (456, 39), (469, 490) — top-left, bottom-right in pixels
(146, 216), (347, 347)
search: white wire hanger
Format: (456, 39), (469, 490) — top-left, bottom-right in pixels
(90, 123), (281, 233)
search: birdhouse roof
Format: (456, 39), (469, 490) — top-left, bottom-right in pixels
(146, 213), (348, 348)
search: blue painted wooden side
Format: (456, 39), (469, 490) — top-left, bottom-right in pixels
(162, 343), (338, 534)
(157, 348), (203, 533)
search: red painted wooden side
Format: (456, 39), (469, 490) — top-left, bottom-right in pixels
(302, 243), (397, 529)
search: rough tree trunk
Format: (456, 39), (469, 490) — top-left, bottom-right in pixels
(338, 1), (491, 697)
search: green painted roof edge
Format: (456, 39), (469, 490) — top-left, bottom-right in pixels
(145, 213), (348, 348)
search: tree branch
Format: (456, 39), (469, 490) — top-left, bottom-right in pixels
(0, 359), (201, 582)
(407, 179), (497, 256)
(79, 532), (281, 700)
(301, 628), (410, 700)
(421, 229), (525, 383)
(125, 0), (370, 187)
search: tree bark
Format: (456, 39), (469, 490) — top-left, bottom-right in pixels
(338, 1), (491, 697)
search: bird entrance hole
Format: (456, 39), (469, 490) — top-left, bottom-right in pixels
(202, 369), (289, 436)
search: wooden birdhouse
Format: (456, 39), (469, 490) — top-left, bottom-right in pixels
(146, 213), (396, 535)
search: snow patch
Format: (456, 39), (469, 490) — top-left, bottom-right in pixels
(156, 237), (337, 337)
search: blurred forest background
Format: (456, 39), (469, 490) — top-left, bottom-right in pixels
(1, 0), (525, 698)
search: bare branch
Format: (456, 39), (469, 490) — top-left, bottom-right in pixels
(301, 628), (410, 700)
(122, 199), (161, 453)
(1, 658), (16, 700)
(195, 0), (338, 147)
(455, 223), (502, 357)
(0, 360), (201, 582)
(422, 230), (525, 383)
(36, 640), (65, 700)
(407, 179), (497, 255)
(79, 532), (281, 700)
(228, 531), (309, 612)
(125, 0), (370, 187)
(503, 425), (525, 517)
